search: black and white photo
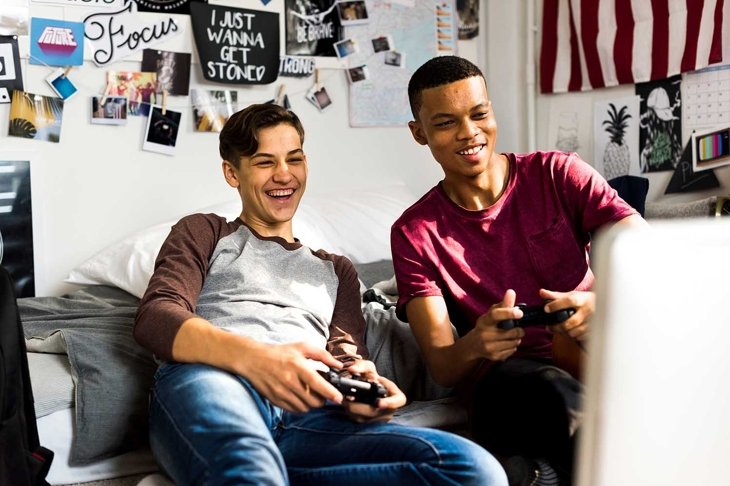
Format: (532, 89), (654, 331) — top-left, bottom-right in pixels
(143, 106), (182, 155)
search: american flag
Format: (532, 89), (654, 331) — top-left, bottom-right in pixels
(540, 0), (727, 94)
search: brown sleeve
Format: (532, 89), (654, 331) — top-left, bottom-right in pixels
(133, 214), (235, 360)
(321, 253), (368, 362)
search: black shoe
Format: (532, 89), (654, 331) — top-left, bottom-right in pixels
(503, 456), (562, 486)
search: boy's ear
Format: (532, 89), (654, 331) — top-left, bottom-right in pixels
(222, 160), (240, 188)
(408, 120), (428, 146)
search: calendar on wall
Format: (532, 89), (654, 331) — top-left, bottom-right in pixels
(683, 64), (730, 139)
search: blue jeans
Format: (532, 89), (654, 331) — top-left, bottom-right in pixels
(149, 363), (507, 486)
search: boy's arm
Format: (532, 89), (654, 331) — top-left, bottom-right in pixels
(135, 215), (343, 413)
(172, 316), (345, 413)
(406, 292), (524, 388)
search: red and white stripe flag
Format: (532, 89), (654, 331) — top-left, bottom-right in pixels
(540, 0), (727, 93)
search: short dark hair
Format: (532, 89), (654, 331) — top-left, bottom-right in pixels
(219, 103), (305, 168)
(408, 56), (485, 119)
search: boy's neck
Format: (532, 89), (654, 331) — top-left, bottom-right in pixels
(442, 154), (510, 211)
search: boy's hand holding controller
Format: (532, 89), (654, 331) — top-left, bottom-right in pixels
(469, 288), (592, 362)
(312, 359), (405, 423)
(469, 289), (526, 362)
(538, 288), (594, 341)
(495, 289), (592, 340)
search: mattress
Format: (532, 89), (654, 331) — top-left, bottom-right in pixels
(37, 408), (158, 485)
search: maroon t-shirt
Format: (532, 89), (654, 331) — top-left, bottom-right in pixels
(391, 151), (637, 360)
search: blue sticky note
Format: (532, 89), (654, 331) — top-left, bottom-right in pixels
(30, 18), (85, 67)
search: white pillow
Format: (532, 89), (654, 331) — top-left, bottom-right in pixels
(66, 199), (242, 298)
(294, 185), (417, 263)
(66, 185), (416, 298)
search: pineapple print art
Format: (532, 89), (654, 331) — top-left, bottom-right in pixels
(602, 103), (632, 180)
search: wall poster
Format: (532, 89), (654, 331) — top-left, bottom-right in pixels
(636, 75), (683, 173)
(0, 35), (23, 104)
(0, 160), (34, 297)
(190, 2), (280, 84)
(285, 0), (342, 56)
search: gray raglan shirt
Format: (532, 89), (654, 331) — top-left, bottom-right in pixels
(134, 213), (367, 362)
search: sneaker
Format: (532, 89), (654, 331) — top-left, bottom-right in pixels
(503, 456), (562, 486)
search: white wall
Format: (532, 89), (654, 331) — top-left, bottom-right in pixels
(9, 0), (722, 296)
(0, 0), (488, 296)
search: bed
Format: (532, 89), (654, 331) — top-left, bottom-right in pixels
(20, 185), (463, 485)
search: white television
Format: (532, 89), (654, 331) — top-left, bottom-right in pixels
(577, 218), (730, 486)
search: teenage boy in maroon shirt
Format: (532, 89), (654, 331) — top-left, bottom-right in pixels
(391, 56), (646, 486)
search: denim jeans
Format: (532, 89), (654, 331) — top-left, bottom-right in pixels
(149, 363), (507, 486)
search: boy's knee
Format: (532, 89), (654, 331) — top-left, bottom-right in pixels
(439, 434), (509, 486)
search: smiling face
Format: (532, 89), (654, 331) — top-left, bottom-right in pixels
(408, 76), (499, 185)
(223, 123), (307, 240)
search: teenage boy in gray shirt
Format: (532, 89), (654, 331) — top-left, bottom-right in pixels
(134, 103), (507, 485)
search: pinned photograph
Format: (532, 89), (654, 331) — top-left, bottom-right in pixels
(371, 35), (392, 53)
(0, 35), (24, 104)
(306, 85), (332, 112)
(143, 106), (182, 156)
(333, 38), (358, 59)
(336, 1), (369, 25)
(384, 51), (404, 68)
(191, 89), (237, 132)
(346, 65), (369, 83)
(106, 71), (158, 116)
(91, 96), (128, 125)
(8, 90), (63, 143)
(141, 49), (192, 96)
(46, 69), (77, 100)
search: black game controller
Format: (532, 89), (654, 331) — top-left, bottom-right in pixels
(318, 368), (388, 406)
(498, 303), (575, 330)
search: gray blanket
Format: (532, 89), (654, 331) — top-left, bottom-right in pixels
(19, 285), (156, 465)
(18, 278), (452, 466)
